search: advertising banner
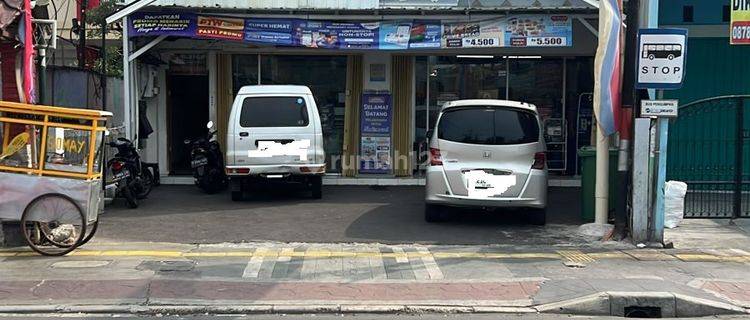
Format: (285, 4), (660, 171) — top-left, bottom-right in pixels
(196, 16), (245, 41)
(128, 13), (572, 49)
(295, 21), (380, 49)
(408, 21), (442, 48)
(360, 93), (392, 174)
(129, 12), (196, 37)
(731, 0), (750, 45)
(244, 19), (295, 45)
(441, 16), (572, 48)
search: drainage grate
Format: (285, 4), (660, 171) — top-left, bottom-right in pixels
(624, 306), (662, 318)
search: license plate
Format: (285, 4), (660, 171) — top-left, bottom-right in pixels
(191, 157), (208, 168)
(112, 170), (130, 182)
(473, 178), (493, 189)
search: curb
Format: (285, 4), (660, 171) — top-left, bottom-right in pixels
(535, 291), (748, 317)
(0, 292), (746, 316)
(0, 304), (536, 315)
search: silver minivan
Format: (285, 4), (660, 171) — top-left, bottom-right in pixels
(225, 85), (326, 201)
(424, 99), (548, 224)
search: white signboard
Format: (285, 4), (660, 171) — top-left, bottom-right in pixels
(641, 100), (679, 118)
(636, 29), (688, 89)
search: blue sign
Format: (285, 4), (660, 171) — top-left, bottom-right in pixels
(295, 21), (380, 49)
(636, 28), (688, 90)
(408, 21), (442, 48)
(360, 94), (392, 134)
(360, 93), (392, 174)
(379, 22), (413, 50)
(244, 19), (295, 45)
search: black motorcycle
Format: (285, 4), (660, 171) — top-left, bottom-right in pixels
(107, 137), (154, 208)
(185, 121), (227, 194)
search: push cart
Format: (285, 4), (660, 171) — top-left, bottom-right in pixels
(0, 101), (112, 256)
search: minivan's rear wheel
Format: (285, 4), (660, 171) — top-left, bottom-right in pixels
(425, 204), (448, 223)
(527, 208), (546, 226)
(310, 176), (322, 199)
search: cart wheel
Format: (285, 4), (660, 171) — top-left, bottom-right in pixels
(78, 220), (99, 246)
(21, 193), (86, 256)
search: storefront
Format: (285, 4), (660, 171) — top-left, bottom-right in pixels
(116, 0), (600, 181)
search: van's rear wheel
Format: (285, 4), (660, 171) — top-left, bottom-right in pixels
(310, 176), (322, 199)
(527, 208), (547, 226)
(425, 204), (448, 223)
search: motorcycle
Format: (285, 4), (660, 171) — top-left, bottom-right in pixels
(185, 121), (227, 194)
(107, 137), (154, 208)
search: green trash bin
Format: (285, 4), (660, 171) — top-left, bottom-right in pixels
(578, 147), (619, 222)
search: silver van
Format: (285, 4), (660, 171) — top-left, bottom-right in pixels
(424, 99), (548, 224)
(225, 85), (326, 201)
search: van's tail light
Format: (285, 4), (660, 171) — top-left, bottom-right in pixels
(429, 148), (443, 166)
(111, 161), (124, 171)
(532, 152), (546, 170)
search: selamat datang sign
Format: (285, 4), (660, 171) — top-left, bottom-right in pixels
(732, 0), (750, 44)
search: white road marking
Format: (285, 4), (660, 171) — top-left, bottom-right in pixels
(242, 248), (267, 278)
(417, 247), (444, 280)
(392, 246), (409, 264)
(277, 248), (293, 262)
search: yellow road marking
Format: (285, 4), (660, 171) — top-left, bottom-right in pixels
(1, 249), (749, 262)
(556, 250), (596, 263)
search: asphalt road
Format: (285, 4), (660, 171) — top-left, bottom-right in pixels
(96, 185), (590, 246)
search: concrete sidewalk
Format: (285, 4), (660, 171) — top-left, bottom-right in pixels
(0, 241), (749, 317)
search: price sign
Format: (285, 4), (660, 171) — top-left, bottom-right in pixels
(528, 37), (566, 46)
(462, 37), (499, 48)
(731, 1), (750, 45)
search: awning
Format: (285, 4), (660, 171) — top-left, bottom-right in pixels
(124, 0), (597, 12)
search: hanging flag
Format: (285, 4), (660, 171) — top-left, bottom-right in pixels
(593, 0), (623, 135)
(18, 0), (36, 104)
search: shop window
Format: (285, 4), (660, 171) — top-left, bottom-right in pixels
(508, 58), (565, 171)
(232, 55), (259, 95)
(683, 5), (694, 23)
(256, 55), (347, 173)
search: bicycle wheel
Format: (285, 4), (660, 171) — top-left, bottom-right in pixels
(78, 220), (99, 246)
(21, 193), (86, 256)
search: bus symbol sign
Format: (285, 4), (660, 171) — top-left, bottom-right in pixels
(636, 28), (688, 90)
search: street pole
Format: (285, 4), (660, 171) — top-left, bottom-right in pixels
(101, 22), (107, 111)
(595, 124), (609, 225)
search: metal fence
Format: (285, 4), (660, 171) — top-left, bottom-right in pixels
(667, 95), (750, 218)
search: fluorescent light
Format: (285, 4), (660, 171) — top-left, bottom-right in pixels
(505, 56), (543, 59)
(456, 55), (494, 59)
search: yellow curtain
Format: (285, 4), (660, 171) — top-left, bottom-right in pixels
(342, 55), (363, 177)
(390, 55), (413, 177)
(216, 54), (233, 150)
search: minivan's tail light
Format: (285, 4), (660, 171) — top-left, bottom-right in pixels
(532, 152), (546, 170)
(111, 161), (124, 171)
(429, 148), (443, 166)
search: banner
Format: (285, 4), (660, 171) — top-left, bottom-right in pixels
(360, 93), (392, 174)
(128, 13), (573, 50)
(197, 16), (245, 41)
(593, 0), (623, 136)
(731, 0), (750, 45)
(244, 19), (295, 45)
(129, 13), (196, 37)
(442, 15), (572, 48)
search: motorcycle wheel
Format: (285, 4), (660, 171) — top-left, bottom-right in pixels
(121, 183), (139, 209)
(135, 168), (154, 199)
(201, 168), (226, 194)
